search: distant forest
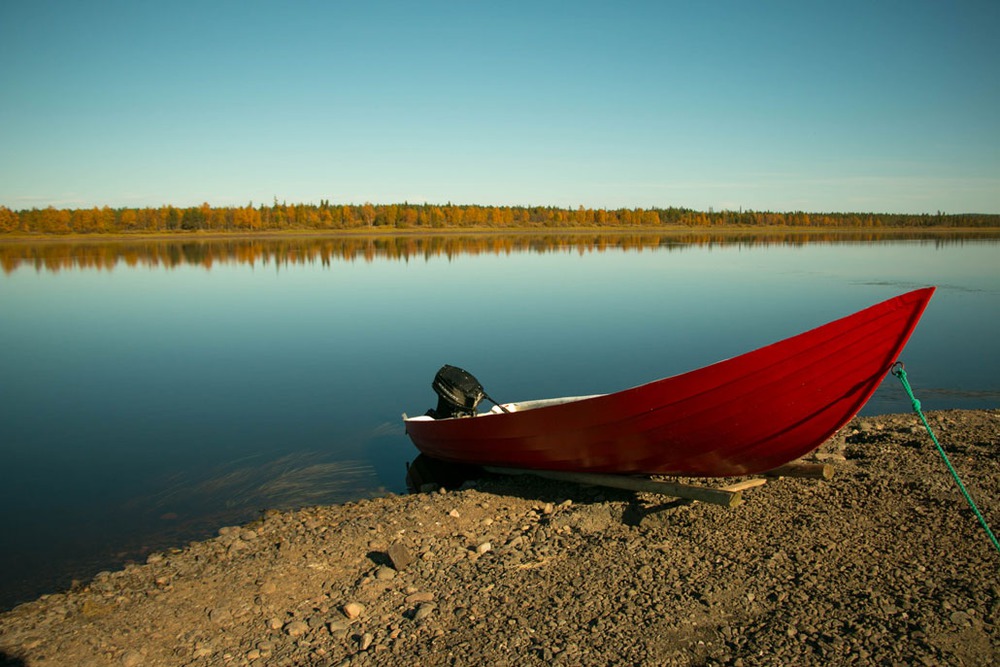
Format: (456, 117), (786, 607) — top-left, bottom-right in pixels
(1, 202), (998, 234)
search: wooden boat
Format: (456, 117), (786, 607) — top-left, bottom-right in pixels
(404, 288), (935, 477)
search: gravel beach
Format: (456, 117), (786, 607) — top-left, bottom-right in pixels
(2, 409), (997, 667)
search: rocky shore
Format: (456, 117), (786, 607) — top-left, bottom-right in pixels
(2, 410), (997, 667)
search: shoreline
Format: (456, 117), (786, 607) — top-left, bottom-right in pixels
(3, 225), (1000, 244)
(2, 408), (997, 666)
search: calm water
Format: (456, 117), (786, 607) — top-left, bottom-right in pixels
(1, 233), (998, 608)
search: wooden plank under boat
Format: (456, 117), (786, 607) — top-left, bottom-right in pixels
(403, 288), (935, 477)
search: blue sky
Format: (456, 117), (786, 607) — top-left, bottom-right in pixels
(1, 1), (997, 213)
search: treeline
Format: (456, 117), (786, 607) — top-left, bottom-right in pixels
(1, 202), (998, 234)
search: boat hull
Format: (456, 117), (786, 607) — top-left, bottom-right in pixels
(404, 288), (935, 477)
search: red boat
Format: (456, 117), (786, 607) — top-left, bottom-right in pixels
(404, 288), (935, 477)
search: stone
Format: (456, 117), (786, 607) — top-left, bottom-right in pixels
(405, 591), (435, 605)
(328, 620), (350, 635)
(359, 632), (373, 650)
(388, 541), (414, 571)
(208, 607), (233, 625)
(120, 650), (143, 667)
(413, 603), (435, 621)
(375, 566), (396, 580)
(227, 538), (248, 553)
(475, 541), (492, 555)
(555, 505), (613, 534)
(284, 619), (309, 637)
(949, 611), (971, 626)
(343, 602), (364, 619)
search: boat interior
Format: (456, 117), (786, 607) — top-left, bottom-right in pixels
(405, 394), (604, 421)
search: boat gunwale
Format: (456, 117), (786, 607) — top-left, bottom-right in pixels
(404, 286), (936, 430)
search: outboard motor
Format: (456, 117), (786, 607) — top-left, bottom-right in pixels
(428, 365), (508, 419)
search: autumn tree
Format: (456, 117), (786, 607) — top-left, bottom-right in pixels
(0, 206), (18, 232)
(360, 203), (376, 228)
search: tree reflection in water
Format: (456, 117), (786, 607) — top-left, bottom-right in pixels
(2, 230), (994, 275)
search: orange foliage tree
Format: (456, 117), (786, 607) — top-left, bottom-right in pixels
(2, 202), (998, 235)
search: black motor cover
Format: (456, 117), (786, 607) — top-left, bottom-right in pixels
(429, 365), (486, 418)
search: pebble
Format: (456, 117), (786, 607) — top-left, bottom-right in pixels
(405, 591), (435, 605)
(328, 620), (350, 635)
(342, 602), (364, 619)
(949, 611), (971, 626)
(284, 619), (309, 637)
(120, 650), (143, 667)
(413, 603), (435, 621)
(208, 607), (232, 625)
(388, 541), (414, 571)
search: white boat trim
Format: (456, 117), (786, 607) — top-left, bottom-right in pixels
(404, 394), (605, 422)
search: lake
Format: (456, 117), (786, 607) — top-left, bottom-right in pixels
(1, 231), (998, 609)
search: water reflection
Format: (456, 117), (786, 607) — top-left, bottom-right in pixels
(2, 230), (997, 273)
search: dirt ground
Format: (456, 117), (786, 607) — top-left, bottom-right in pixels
(2, 409), (997, 667)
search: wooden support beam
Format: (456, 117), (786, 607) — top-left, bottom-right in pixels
(764, 462), (834, 480)
(720, 478), (768, 493)
(484, 466), (742, 507)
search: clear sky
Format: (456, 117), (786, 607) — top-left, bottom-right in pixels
(1, 0), (997, 214)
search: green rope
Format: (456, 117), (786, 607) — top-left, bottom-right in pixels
(890, 363), (1000, 554)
